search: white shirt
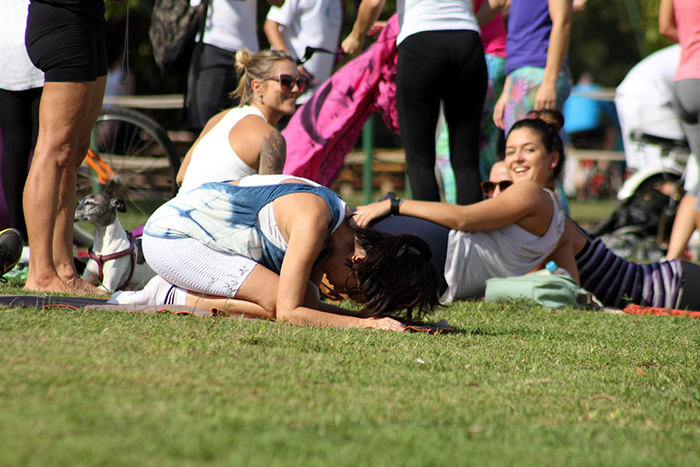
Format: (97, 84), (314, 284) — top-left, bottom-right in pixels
(203, 0), (259, 52)
(179, 106), (264, 193)
(616, 45), (681, 108)
(396, 0), (479, 45)
(266, 0), (342, 103)
(0, 0), (43, 90)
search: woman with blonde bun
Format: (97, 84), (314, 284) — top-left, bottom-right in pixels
(177, 49), (309, 193)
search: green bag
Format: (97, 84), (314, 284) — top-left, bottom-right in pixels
(484, 271), (597, 309)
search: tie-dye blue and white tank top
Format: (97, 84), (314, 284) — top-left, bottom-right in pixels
(144, 175), (347, 274)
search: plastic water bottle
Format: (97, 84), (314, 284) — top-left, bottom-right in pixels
(545, 261), (574, 280)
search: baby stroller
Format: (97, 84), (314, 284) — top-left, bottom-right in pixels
(589, 131), (691, 261)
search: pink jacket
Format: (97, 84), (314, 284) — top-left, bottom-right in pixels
(282, 15), (400, 187)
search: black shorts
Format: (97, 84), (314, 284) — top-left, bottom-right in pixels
(26, 1), (107, 82)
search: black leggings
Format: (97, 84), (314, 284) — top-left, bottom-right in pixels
(0, 87), (42, 241)
(187, 44), (240, 131)
(396, 30), (487, 205)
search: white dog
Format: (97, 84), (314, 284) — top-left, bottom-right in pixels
(75, 194), (156, 293)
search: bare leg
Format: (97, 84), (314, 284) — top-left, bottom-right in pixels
(666, 194), (697, 260)
(54, 76), (107, 290)
(186, 293), (274, 320)
(23, 79), (106, 294)
(184, 265), (281, 319)
(184, 265), (323, 320)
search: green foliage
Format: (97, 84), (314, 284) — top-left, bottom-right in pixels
(1, 300), (699, 465)
(568, 0), (676, 86)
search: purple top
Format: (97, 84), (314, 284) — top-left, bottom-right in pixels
(505, 0), (551, 75)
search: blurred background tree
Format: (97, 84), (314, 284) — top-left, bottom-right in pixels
(567, 0), (675, 85)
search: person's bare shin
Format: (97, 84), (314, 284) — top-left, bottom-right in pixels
(23, 78), (106, 293)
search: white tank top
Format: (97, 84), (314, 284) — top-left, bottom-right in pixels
(441, 190), (565, 303)
(396, 0), (479, 45)
(180, 106), (265, 193)
(239, 174), (348, 250)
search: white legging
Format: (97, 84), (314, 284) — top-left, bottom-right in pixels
(142, 234), (257, 298)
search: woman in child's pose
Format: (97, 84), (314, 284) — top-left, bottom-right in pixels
(111, 175), (441, 330)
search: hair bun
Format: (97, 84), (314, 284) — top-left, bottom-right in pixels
(526, 109), (565, 132)
(234, 48), (252, 76)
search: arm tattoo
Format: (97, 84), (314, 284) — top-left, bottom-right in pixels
(259, 130), (287, 174)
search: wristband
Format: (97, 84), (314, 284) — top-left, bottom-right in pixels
(390, 197), (403, 216)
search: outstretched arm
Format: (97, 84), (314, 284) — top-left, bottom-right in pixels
(355, 181), (552, 233)
(534, 0), (572, 110)
(274, 195), (403, 330)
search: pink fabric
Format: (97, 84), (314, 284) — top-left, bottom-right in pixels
(282, 15), (400, 187)
(674, 0), (700, 81)
(474, 0), (506, 58)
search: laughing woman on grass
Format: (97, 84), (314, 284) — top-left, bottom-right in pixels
(358, 109), (700, 311)
(354, 110), (567, 303)
(485, 158), (700, 311)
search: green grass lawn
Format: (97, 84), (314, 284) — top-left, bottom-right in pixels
(5, 196), (693, 466)
(568, 198), (618, 230)
(1, 280), (699, 466)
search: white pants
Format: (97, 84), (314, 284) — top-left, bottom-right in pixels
(142, 234), (257, 298)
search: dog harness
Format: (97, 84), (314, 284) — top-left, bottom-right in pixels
(88, 230), (136, 290)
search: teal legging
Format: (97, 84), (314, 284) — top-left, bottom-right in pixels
(503, 65), (572, 134)
(503, 66), (572, 214)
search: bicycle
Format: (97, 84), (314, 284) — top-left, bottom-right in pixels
(80, 105), (180, 201)
(74, 105), (181, 247)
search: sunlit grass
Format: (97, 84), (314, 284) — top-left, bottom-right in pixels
(1, 293), (699, 466)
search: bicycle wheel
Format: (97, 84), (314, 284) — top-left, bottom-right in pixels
(78, 106), (181, 214)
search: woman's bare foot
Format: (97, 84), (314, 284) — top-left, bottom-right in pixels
(62, 275), (108, 296)
(24, 272), (107, 296)
(23, 271), (73, 294)
(55, 260), (108, 296)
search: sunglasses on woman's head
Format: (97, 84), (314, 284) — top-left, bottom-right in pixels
(261, 74), (309, 93)
(480, 180), (513, 197)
